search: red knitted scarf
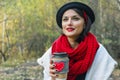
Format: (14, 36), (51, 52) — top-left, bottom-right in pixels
(52, 32), (99, 80)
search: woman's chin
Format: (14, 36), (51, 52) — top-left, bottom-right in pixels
(65, 34), (76, 38)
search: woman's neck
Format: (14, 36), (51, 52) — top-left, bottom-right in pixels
(67, 37), (79, 49)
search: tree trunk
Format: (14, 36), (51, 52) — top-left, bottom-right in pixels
(1, 14), (7, 62)
(0, 50), (7, 62)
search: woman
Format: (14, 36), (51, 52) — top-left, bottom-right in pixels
(37, 2), (117, 80)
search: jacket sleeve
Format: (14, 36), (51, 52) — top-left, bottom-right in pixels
(37, 47), (52, 80)
(85, 44), (118, 80)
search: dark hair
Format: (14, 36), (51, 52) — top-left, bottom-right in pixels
(56, 2), (95, 28)
(71, 8), (92, 43)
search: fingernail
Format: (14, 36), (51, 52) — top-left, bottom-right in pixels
(56, 74), (58, 77)
(53, 64), (55, 67)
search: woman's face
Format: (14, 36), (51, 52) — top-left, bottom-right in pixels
(62, 9), (85, 39)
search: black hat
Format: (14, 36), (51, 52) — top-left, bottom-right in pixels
(56, 2), (95, 28)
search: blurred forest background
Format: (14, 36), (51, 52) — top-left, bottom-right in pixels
(0, 0), (120, 67)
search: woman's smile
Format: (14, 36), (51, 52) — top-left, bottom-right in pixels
(66, 27), (75, 32)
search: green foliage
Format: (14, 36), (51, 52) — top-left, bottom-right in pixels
(90, 0), (120, 59)
(0, 0), (119, 65)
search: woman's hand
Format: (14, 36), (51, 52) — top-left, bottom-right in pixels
(49, 59), (58, 80)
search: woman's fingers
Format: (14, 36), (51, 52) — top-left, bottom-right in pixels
(49, 59), (58, 78)
(50, 59), (53, 64)
(49, 69), (57, 77)
(49, 63), (55, 69)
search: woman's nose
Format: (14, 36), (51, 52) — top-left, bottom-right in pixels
(67, 19), (72, 26)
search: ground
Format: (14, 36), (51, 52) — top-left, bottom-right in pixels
(0, 61), (120, 80)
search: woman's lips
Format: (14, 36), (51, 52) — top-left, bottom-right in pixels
(66, 28), (75, 32)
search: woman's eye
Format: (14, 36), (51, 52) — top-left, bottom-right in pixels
(62, 18), (68, 21)
(72, 17), (80, 20)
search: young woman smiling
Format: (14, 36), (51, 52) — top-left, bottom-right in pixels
(37, 2), (117, 80)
